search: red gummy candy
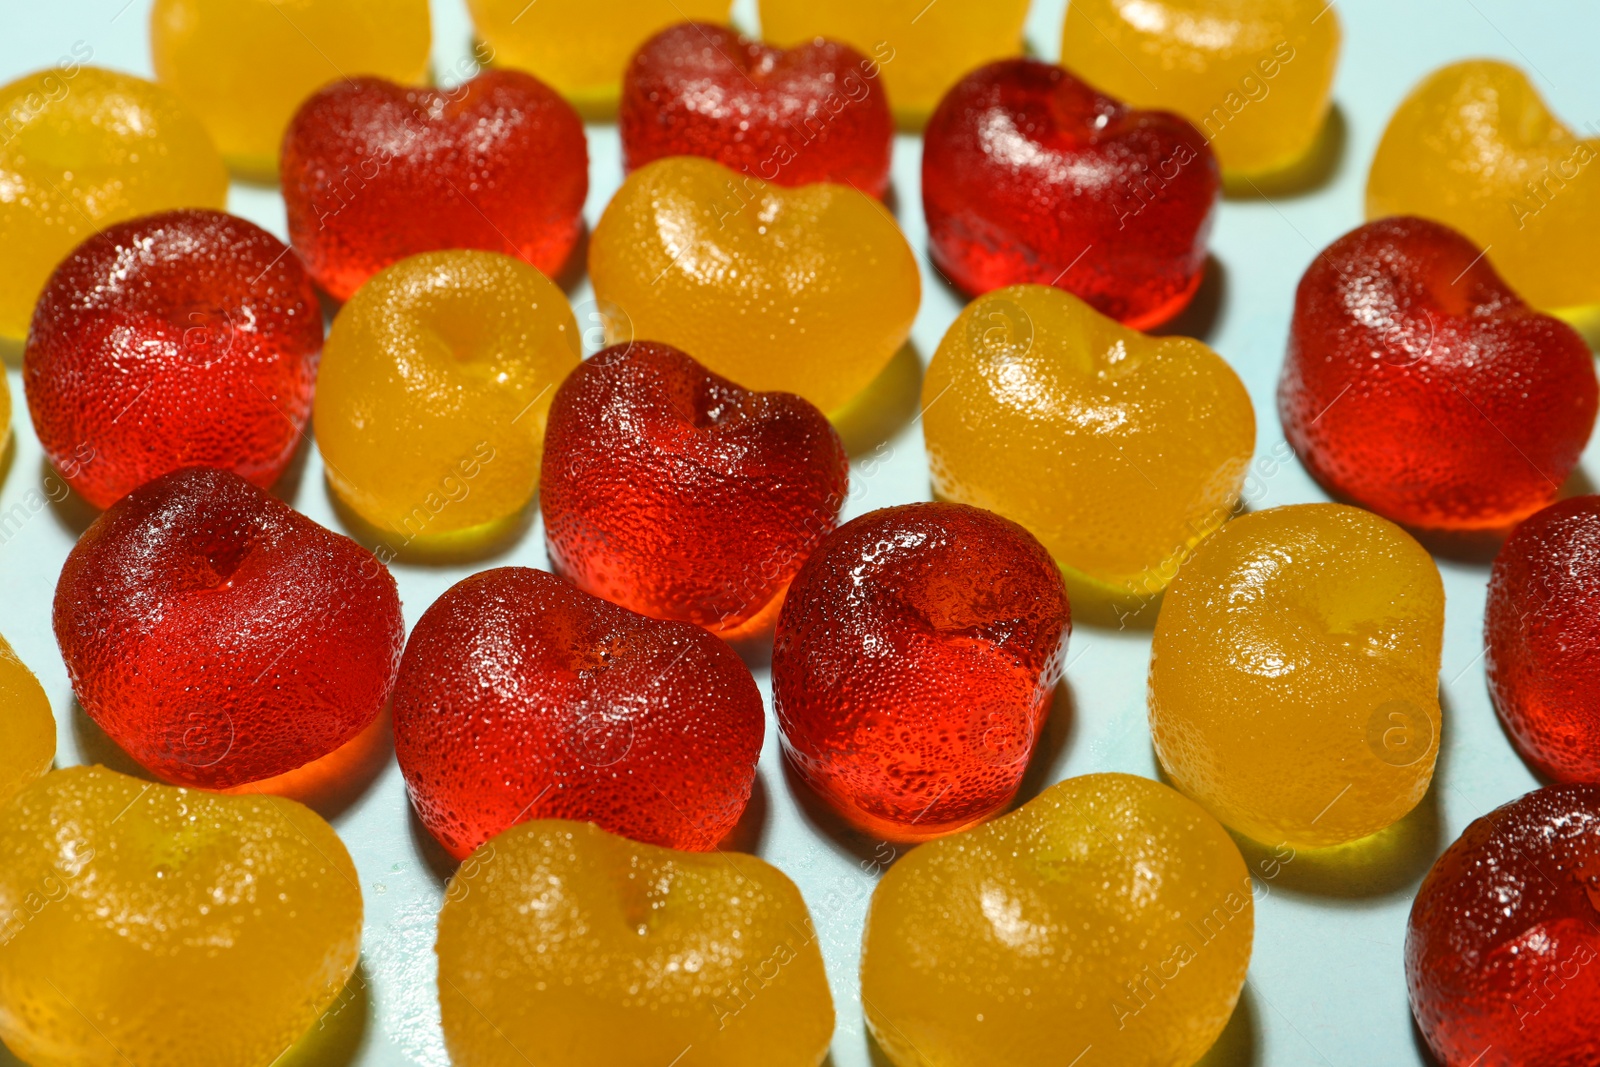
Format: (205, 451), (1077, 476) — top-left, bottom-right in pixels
(281, 70), (588, 301)
(772, 502), (1070, 840)
(53, 467), (403, 789)
(1280, 216), (1597, 531)
(541, 342), (848, 636)
(621, 22), (893, 197)
(1407, 782), (1600, 1067)
(392, 567), (764, 860)
(24, 210), (320, 510)
(1487, 496), (1600, 782)
(921, 59), (1218, 329)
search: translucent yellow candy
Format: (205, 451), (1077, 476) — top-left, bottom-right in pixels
(437, 820), (834, 1066)
(150, 0), (432, 180)
(1061, 0), (1341, 182)
(0, 636), (54, 809)
(862, 773), (1251, 1067)
(760, 0), (1029, 128)
(0, 65), (226, 340)
(590, 157), (920, 415)
(1368, 59), (1600, 317)
(1150, 504), (1445, 850)
(315, 251), (579, 542)
(0, 766), (361, 1067)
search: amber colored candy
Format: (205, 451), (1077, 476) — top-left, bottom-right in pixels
(0, 65), (226, 340)
(0, 766), (361, 1067)
(541, 342), (848, 636)
(862, 773), (1252, 1067)
(1061, 0), (1341, 181)
(590, 157), (920, 415)
(314, 250), (579, 540)
(0, 636), (54, 809)
(150, 0), (431, 180)
(1368, 60), (1600, 316)
(1150, 504), (1445, 849)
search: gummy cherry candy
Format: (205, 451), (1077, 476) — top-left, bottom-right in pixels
(922, 59), (1219, 329)
(53, 467), (404, 789)
(620, 23), (892, 196)
(0, 766), (362, 1067)
(282, 70), (588, 301)
(541, 342), (848, 636)
(0, 634), (54, 808)
(772, 502), (1070, 840)
(392, 567), (763, 860)
(24, 209), (322, 510)
(1407, 782), (1600, 1067)
(1280, 216), (1597, 531)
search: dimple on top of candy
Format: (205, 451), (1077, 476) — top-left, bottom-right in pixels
(0, 635), (54, 809)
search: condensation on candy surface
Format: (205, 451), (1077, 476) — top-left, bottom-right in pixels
(0, 635), (54, 808)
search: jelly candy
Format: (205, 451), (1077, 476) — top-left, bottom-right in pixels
(1061, 0), (1342, 181)
(282, 70), (588, 301)
(438, 819), (834, 1066)
(541, 342), (848, 636)
(1407, 782), (1600, 1067)
(314, 250), (579, 540)
(862, 773), (1251, 1067)
(760, 0), (1029, 128)
(772, 502), (1070, 840)
(0, 765), (362, 1067)
(54, 467), (404, 790)
(620, 23), (892, 197)
(150, 0), (432, 180)
(25, 209), (321, 510)
(922, 285), (1254, 600)
(1369, 60), (1600, 316)
(0, 636), (54, 808)
(0, 65), (226, 340)
(590, 157), (919, 414)
(1280, 216), (1597, 531)
(393, 567), (763, 860)
(1150, 504), (1445, 849)
(922, 60), (1220, 328)
(1486, 496), (1600, 783)
(466, 0), (726, 116)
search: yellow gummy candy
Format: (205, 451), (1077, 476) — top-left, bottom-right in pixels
(0, 636), (54, 809)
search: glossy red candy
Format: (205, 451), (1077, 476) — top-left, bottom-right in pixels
(24, 210), (320, 510)
(620, 22), (892, 197)
(392, 567), (764, 860)
(281, 70), (587, 301)
(53, 467), (404, 789)
(1280, 216), (1597, 531)
(1407, 783), (1600, 1067)
(772, 502), (1070, 840)
(921, 59), (1218, 329)
(541, 342), (848, 636)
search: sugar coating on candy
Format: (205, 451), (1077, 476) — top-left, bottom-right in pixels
(542, 342), (848, 635)
(0, 766), (361, 1067)
(24, 209), (322, 510)
(772, 502), (1070, 840)
(1407, 783), (1600, 1067)
(0, 635), (54, 809)
(392, 568), (764, 860)
(1280, 216), (1596, 531)
(621, 23), (892, 196)
(0, 66), (226, 340)
(862, 773), (1252, 1067)
(922, 59), (1219, 329)
(282, 70), (588, 301)
(53, 467), (404, 789)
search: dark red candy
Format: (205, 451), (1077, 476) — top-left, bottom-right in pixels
(24, 210), (320, 510)
(921, 59), (1218, 329)
(541, 342), (848, 636)
(1280, 216), (1597, 531)
(53, 467), (404, 789)
(1407, 783), (1600, 1067)
(621, 22), (892, 196)
(392, 567), (764, 860)
(281, 70), (588, 300)
(772, 502), (1070, 840)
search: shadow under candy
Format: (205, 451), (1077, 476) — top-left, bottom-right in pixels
(324, 475), (538, 568)
(274, 960), (372, 1067)
(1223, 104), (1348, 201)
(832, 341), (925, 461)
